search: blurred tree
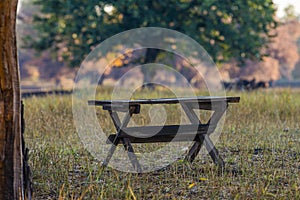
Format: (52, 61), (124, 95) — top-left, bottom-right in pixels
(267, 20), (300, 79)
(282, 4), (299, 22)
(221, 18), (300, 81)
(25, 0), (277, 80)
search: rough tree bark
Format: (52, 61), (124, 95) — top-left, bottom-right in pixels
(0, 0), (28, 199)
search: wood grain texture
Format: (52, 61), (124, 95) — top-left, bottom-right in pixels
(0, 0), (25, 199)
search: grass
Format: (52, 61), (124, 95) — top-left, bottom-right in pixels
(24, 88), (300, 199)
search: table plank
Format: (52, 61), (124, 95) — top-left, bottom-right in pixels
(106, 124), (217, 143)
(88, 96), (240, 106)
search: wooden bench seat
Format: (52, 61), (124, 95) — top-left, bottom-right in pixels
(106, 124), (217, 143)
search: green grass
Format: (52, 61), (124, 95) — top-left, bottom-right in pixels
(24, 88), (300, 199)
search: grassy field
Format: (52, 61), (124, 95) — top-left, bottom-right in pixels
(24, 88), (300, 199)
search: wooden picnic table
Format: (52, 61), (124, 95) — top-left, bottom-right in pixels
(88, 96), (240, 173)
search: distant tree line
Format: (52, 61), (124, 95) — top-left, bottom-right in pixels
(24, 0), (277, 68)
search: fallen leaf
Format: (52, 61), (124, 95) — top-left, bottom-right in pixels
(188, 182), (196, 189)
(199, 177), (208, 181)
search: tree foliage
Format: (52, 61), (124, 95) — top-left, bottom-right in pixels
(283, 4), (300, 22)
(27, 0), (277, 67)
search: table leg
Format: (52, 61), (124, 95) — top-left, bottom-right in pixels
(102, 109), (132, 168)
(185, 135), (204, 163)
(204, 105), (226, 168)
(180, 102), (201, 124)
(181, 102), (205, 162)
(122, 138), (142, 173)
(203, 135), (225, 167)
(181, 102), (226, 168)
(103, 106), (143, 172)
(102, 138), (120, 168)
(186, 135), (224, 168)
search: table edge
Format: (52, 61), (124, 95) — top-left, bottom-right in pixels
(88, 96), (240, 106)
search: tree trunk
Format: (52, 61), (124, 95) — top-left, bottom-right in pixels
(141, 48), (160, 84)
(0, 0), (26, 199)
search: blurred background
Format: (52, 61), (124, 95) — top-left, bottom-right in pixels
(16, 0), (300, 91)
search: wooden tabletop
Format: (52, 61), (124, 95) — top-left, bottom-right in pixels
(88, 96), (240, 106)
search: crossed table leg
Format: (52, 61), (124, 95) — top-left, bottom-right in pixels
(181, 101), (227, 168)
(102, 101), (228, 172)
(102, 106), (142, 173)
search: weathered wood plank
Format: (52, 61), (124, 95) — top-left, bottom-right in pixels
(88, 96), (240, 107)
(106, 124), (217, 143)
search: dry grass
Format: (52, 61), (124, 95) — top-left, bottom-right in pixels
(24, 88), (300, 199)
